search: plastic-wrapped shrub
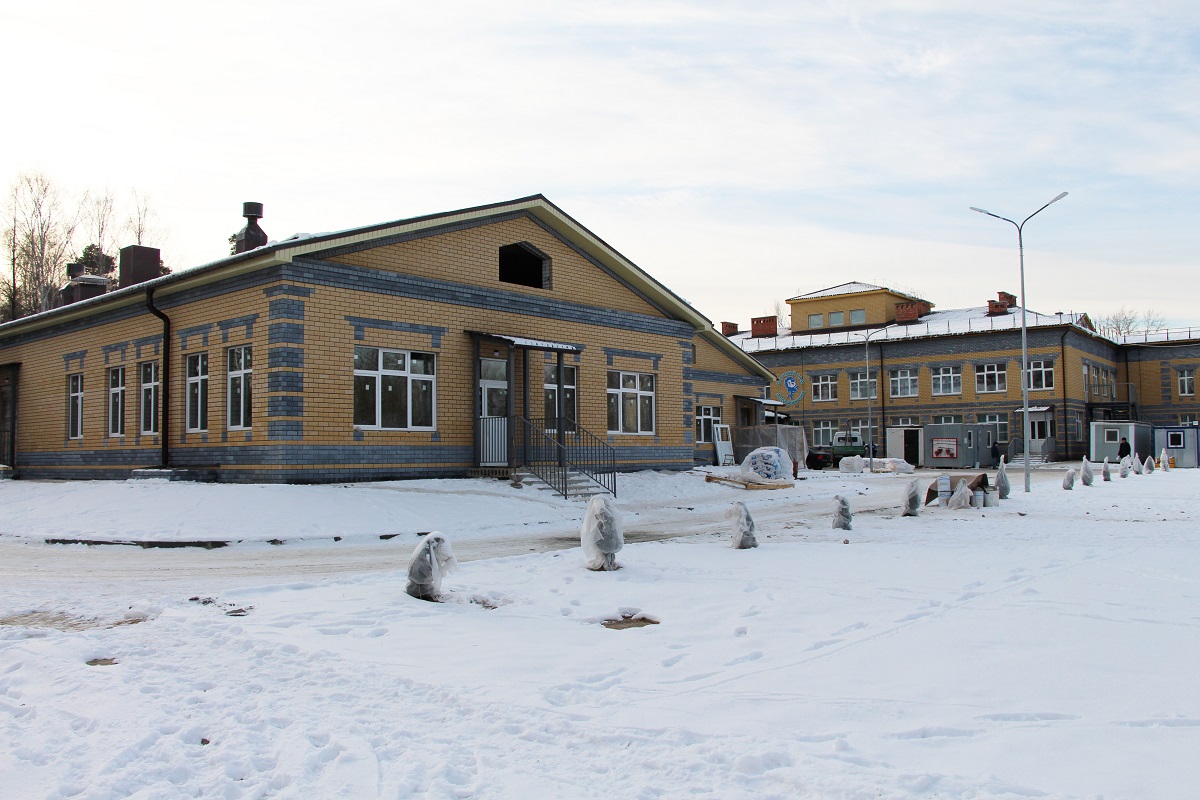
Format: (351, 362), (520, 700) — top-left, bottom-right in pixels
(582, 495), (624, 571)
(1102, 457), (1112, 482)
(1144, 455), (1155, 474)
(947, 479), (972, 509)
(1062, 469), (1076, 490)
(832, 495), (852, 530)
(1132, 453), (1143, 474)
(996, 461), (1011, 500)
(903, 479), (921, 517)
(1120, 464), (1130, 478)
(405, 533), (458, 601)
(1161, 449), (1170, 472)
(729, 501), (759, 549)
(741, 447), (792, 481)
(1080, 459), (1094, 486)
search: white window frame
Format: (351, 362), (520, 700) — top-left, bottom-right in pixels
(607, 370), (655, 434)
(811, 374), (838, 402)
(930, 366), (961, 396)
(108, 366), (125, 437)
(849, 309), (866, 325)
(980, 413), (1008, 442)
(140, 361), (159, 435)
(353, 346), (437, 431)
(829, 311), (845, 326)
(1026, 359), (1055, 391)
(1179, 368), (1195, 397)
(851, 418), (877, 444)
(890, 368), (918, 398)
(695, 405), (722, 444)
(812, 420), (835, 447)
(934, 414), (963, 424)
(895, 416), (917, 427)
(849, 371), (876, 400)
(68, 373), (83, 440)
(1104, 429), (1119, 443)
(1180, 414), (1198, 425)
(1168, 430), (1186, 448)
(975, 363), (1007, 393)
(186, 353), (209, 433)
(544, 364), (577, 433)
(807, 313), (823, 329)
(227, 345), (253, 431)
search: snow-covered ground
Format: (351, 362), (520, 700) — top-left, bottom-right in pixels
(2, 465), (1198, 799)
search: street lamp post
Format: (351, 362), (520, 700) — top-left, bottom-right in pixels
(970, 192), (1068, 493)
(852, 324), (894, 473)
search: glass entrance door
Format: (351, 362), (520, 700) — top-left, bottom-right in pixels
(479, 358), (509, 466)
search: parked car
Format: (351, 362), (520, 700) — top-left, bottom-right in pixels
(805, 431), (870, 469)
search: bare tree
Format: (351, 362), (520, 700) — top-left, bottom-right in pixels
(124, 189), (162, 247)
(4, 173), (78, 315)
(1094, 306), (1168, 339)
(774, 299), (790, 332)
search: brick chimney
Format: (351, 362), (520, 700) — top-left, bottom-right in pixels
(998, 291), (1017, 306)
(988, 291), (1016, 316)
(750, 315), (777, 337)
(720, 321), (739, 336)
(119, 245), (162, 289)
(894, 300), (931, 323)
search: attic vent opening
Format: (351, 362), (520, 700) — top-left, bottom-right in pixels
(499, 242), (550, 289)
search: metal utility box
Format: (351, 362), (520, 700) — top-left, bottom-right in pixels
(1089, 421), (1153, 463)
(1154, 425), (1200, 468)
(923, 423), (1000, 469)
(886, 427), (924, 466)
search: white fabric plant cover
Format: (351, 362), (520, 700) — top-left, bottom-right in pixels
(1120, 464), (1130, 478)
(996, 459), (1011, 500)
(889, 459), (916, 474)
(728, 501), (759, 549)
(1062, 469), (1076, 490)
(581, 495), (623, 571)
(902, 479), (922, 517)
(741, 447), (792, 482)
(1144, 455), (1155, 474)
(832, 495), (852, 530)
(1080, 459), (1094, 486)
(1161, 449), (1171, 472)
(1102, 457), (1112, 482)
(947, 479), (972, 509)
(405, 533), (458, 601)
(838, 455), (865, 474)
(1132, 453), (1143, 474)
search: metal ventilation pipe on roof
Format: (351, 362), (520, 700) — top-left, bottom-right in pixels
(234, 202), (269, 253)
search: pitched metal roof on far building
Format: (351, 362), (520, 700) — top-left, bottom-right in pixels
(786, 282), (925, 303)
(731, 305), (1090, 354)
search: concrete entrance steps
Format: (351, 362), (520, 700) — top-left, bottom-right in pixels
(513, 469), (611, 499)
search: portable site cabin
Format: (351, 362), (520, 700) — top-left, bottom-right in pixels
(922, 423), (1000, 469)
(1089, 421), (1153, 463)
(1154, 425), (1200, 468)
(886, 426), (924, 467)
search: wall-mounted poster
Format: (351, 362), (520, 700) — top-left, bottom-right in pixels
(932, 437), (958, 459)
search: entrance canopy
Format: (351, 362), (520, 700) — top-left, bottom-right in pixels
(465, 331), (582, 353)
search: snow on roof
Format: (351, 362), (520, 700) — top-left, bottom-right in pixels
(793, 281), (889, 299)
(732, 306), (1090, 354)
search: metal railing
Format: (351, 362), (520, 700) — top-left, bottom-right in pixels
(517, 416), (616, 498)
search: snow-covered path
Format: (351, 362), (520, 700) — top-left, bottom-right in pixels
(3, 466), (1199, 798)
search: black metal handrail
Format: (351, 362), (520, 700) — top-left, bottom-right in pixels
(517, 416), (616, 498)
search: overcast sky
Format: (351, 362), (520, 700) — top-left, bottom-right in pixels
(3, 1), (1197, 329)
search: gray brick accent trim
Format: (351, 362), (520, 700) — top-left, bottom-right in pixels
(269, 298), (305, 320)
(694, 392), (725, 402)
(263, 284), (313, 298)
(685, 367), (768, 386)
(683, 382), (693, 395)
(604, 348), (662, 368)
(268, 323), (304, 344)
(268, 347), (304, 368)
(102, 342), (129, 364)
(344, 317), (446, 347)
(133, 335), (162, 358)
(679, 341), (696, 365)
(64, 350), (86, 370)
(268, 396), (304, 417)
(218, 314), (258, 342)
(267, 371), (304, 393)
(178, 324), (212, 350)
(268, 421), (304, 440)
(288, 258), (693, 339)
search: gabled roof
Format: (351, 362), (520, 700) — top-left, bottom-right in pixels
(0, 195), (774, 382)
(787, 281), (926, 303)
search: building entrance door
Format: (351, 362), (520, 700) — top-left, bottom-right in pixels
(479, 358), (509, 466)
(0, 366), (15, 469)
(1027, 412), (1053, 457)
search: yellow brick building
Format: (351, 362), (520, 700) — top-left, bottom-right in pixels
(0, 196), (773, 487)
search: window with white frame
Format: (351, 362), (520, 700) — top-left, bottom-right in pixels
(851, 418), (877, 445)
(890, 368), (918, 398)
(1027, 359), (1054, 390)
(829, 311), (845, 326)
(849, 371), (876, 400)
(1179, 368), (1195, 397)
(807, 313), (823, 329)
(140, 361), (159, 435)
(67, 373), (83, 440)
(1083, 364), (1091, 399)
(849, 309), (866, 325)
(930, 366), (961, 396)
(607, 371), (655, 434)
(696, 405), (721, 443)
(1181, 413), (1198, 425)
(543, 364), (577, 432)
(108, 366), (125, 437)
(227, 346), (253, 430)
(934, 414), (963, 424)
(979, 413), (1008, 442)
(895, 416), (917, 427)
(186, 353), (208, 433)
(975, 363), (1007, 393)
(965, 430), (974, 448)
(353, 347), (436, 429)
(812, 420), (835, 447)
(1168, 430), (1185, 448)
(1104, 428), (1119, 443)
(1070, 411), (1085, 442)
(812, 374), (838, 402)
